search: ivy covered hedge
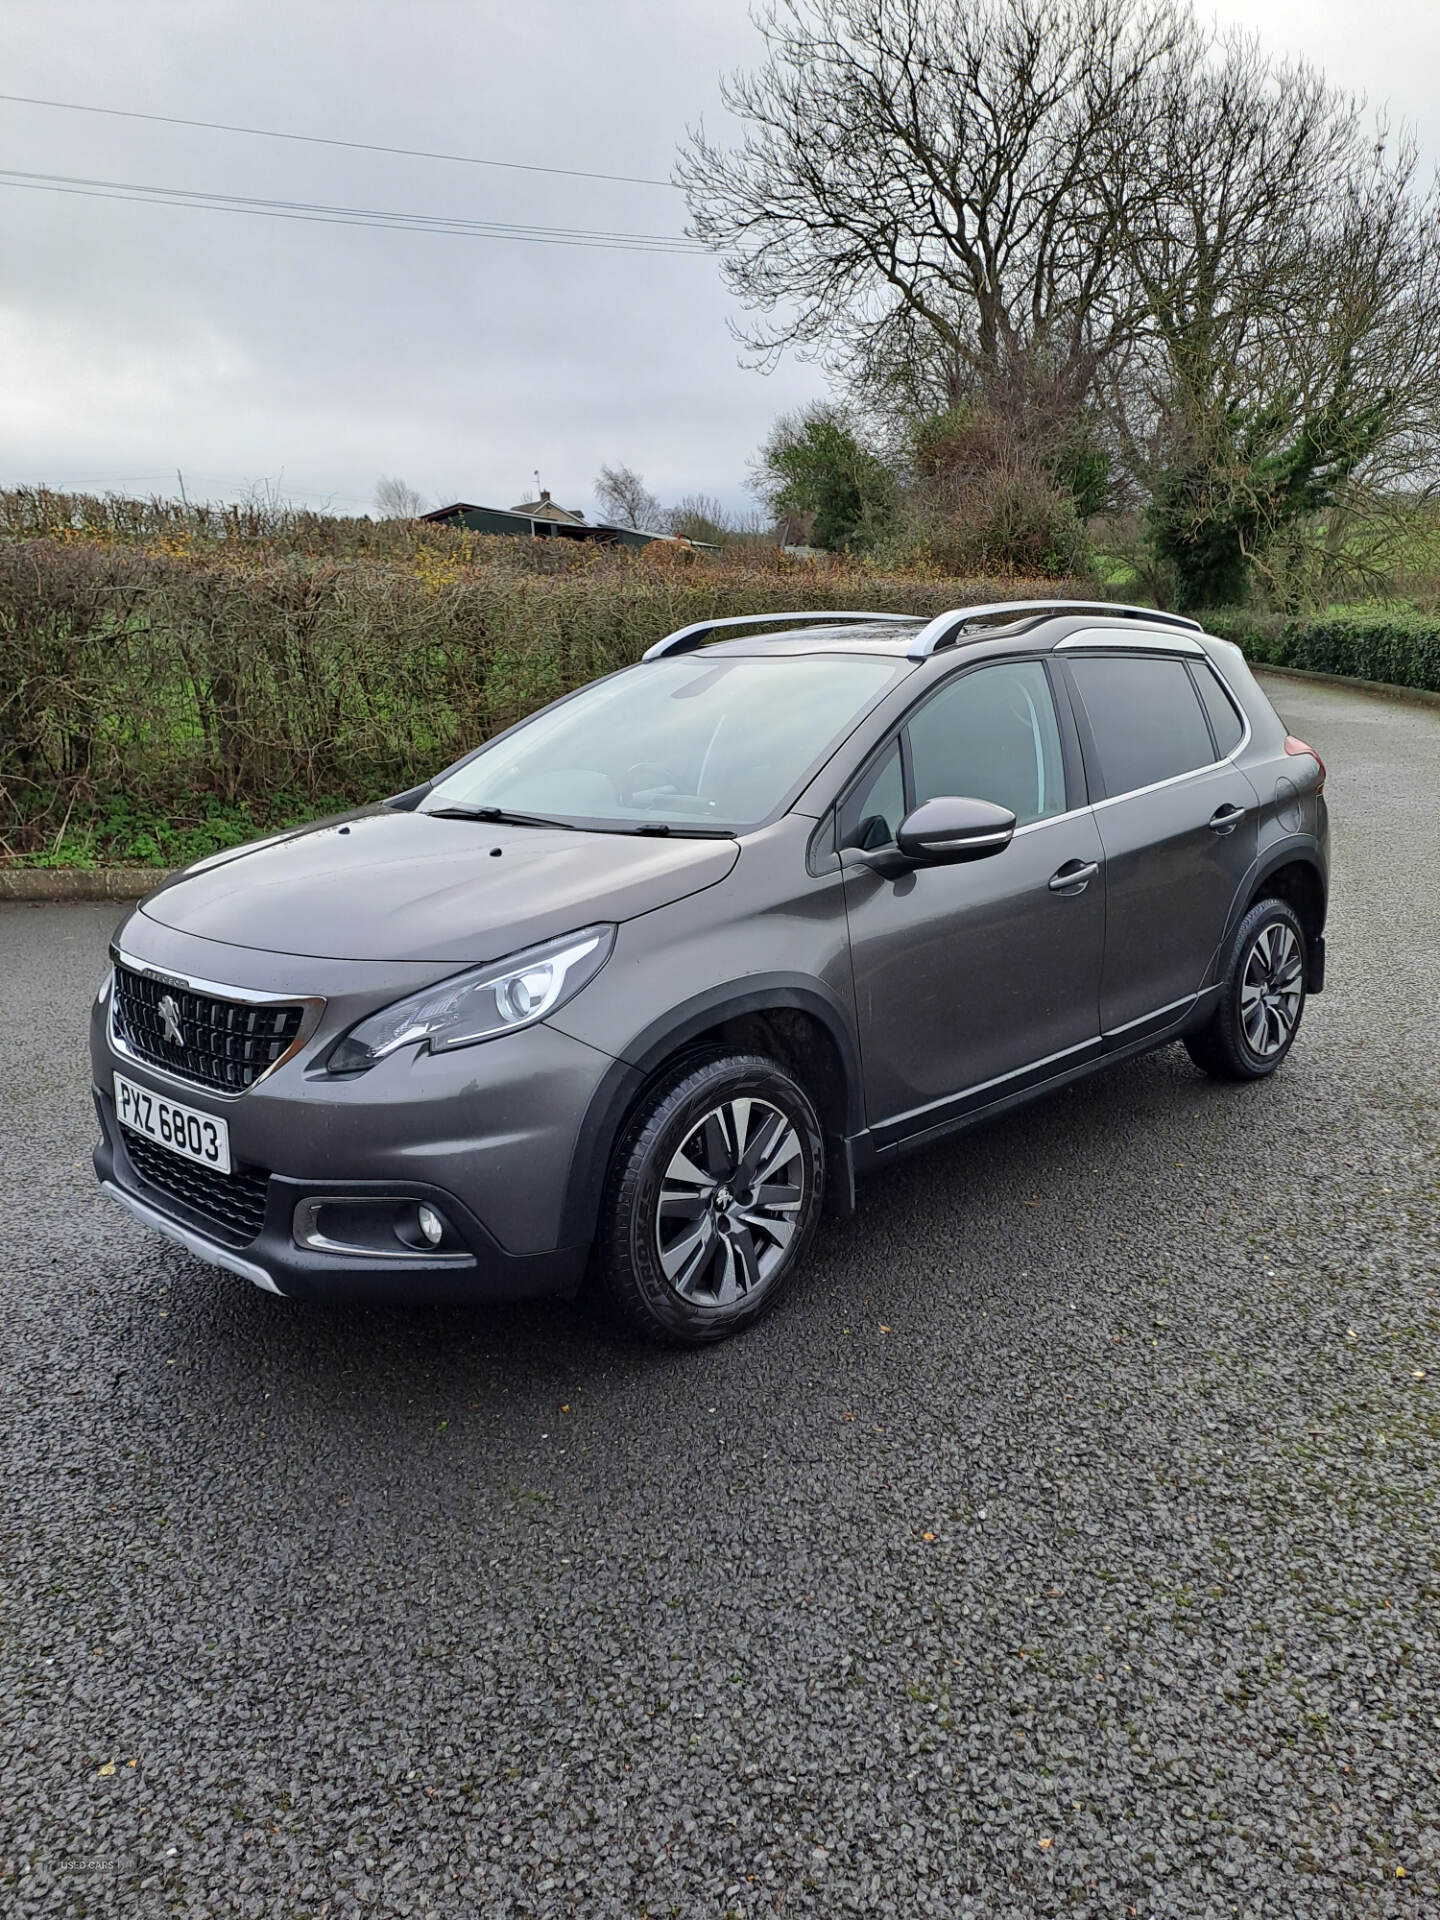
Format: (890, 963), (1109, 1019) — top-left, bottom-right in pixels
(1205, 607), (1440, 696)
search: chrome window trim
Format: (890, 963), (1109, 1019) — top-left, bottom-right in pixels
(836, 648), (1253, 841)
(1193, 654), (1249, 743)
(108, 947), (326, 1101)
(1011, 804), (1093, 837)
(1057, 645), (1253, 809)
(1088, 732), (1250, 810)
(835, 652), (1075, 841)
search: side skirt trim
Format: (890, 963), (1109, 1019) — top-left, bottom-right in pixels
(870, 1035), (1105, 1152)
(1101, 991), (1209, 1049)
(862, 999), (1216, 1165)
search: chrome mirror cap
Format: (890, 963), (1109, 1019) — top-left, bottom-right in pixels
(896, 796), (1017, 865)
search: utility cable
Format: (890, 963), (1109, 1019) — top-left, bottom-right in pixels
(0, 167), (707, 254)
(0, 91), (677, 190)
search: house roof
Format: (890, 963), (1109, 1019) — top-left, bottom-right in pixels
(508, 494), (586, 524)
(420, 501), (658, 547)
(419, 499), (719, 552)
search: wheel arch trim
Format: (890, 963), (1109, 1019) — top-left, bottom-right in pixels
(1237, 841), (1328, 933)
(553, 976), (864, 1248)
(1212, 838), (1324, 949)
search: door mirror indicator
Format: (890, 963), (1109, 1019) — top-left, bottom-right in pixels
(895, 796), (1017, 866)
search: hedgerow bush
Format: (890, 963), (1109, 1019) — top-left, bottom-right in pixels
(1206, 606), (1440, 695)
(0, 525), (1091, 860)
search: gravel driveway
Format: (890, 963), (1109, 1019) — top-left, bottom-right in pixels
(2, 674), (1437, 1919)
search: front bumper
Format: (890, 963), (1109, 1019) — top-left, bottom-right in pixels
(89, 928), (626, 1302)
(93, 1091), (590, 1303)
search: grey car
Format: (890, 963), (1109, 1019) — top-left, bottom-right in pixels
(92, 599), (1329, 1344)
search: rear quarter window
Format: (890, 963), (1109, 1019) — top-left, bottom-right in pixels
(1190, 660), (1245, 757)
(1068, 655), (1217, 796)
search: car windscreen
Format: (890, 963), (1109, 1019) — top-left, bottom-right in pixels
(421, 654), (909, 831)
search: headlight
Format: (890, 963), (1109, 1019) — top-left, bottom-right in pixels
(327, 925), (615, 1072)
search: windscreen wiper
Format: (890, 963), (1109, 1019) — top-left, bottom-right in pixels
(427, 805), (735, 839)
(425, 805), (576, 830)
(621, 822), (737, 838)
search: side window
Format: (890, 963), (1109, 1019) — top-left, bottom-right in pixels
(1190, 660), (1245, 757)
(838, 740), (904, 850)
(1068, 655), (1216, 796)
(906, 661), (1066, 828)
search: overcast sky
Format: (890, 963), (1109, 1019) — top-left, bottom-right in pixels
(2, 1), (1437, 522)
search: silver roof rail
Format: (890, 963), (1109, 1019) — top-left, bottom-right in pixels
(643, 609), (922, 661)
(906, 599), (1203, 660)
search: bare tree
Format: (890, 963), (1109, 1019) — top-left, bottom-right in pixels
(374, 476), (430, 519)
(683, 0), (1440, 601)
(594, 463), (662, 530)
(658, 494), (727, 542)
(679, 0), (1185, 435)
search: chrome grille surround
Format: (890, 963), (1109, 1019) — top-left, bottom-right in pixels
(109, 950), (324, 1098)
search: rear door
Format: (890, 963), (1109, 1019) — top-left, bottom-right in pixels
(1059, 643), (1257, 1042)
(840, 658), (1106, 1142)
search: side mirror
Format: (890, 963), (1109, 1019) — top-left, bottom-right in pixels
(895, 795), (1016, 865)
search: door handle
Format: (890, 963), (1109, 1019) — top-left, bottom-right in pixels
(1209, 803), (1247, 834)
(1048, 859), (1099, 894)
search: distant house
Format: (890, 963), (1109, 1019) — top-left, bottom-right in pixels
(421, 488), (672, 550)
(505, 488), (589, 526)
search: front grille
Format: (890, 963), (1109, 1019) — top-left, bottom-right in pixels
(121, 1128), (271, 1245)
(113, 963), (307, 1094)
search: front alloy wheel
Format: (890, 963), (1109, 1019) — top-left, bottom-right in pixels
(601, 1053), (825, 1344)
(656, 1096), (806, 1307)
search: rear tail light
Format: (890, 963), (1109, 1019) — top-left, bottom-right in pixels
(1284, 735), (1326, 794)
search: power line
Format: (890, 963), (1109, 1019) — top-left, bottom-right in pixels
(0, 91), (677, 190)
(0, 168), (708, 254)
(0, 167), (700, 245)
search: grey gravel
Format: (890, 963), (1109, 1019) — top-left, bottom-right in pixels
(1, 674), (1437, 1919)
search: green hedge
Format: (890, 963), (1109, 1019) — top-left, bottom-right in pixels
(0, 536), (1092, 861)
(1205, 607), (1440, 695)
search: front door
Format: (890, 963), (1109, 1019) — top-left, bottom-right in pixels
(840, 659), (1106, 1145)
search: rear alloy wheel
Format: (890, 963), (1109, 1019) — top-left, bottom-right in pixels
(600, 1053), (825, 1344)
(1184, 897), (1307, 1081)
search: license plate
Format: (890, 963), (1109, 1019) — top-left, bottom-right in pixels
(115, 1073), (231, 1173)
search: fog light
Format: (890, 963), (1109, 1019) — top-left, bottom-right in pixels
(417, 1204), (445, 1247)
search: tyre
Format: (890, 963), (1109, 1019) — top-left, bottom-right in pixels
(599, 1052), (825, 1345)
(1184, 897), (1307, 1081)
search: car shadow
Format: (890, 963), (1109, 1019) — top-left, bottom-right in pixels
(138, 1030), (1295, 1435)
